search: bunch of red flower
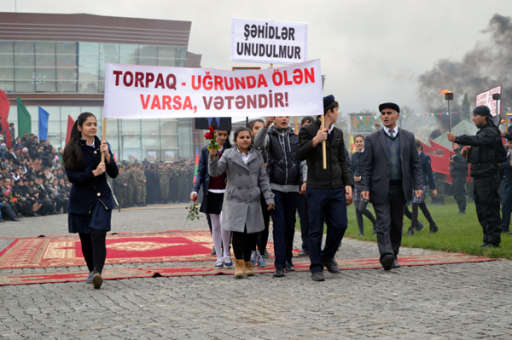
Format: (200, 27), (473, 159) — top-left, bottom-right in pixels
(204, 125), (218, 150)
(204, 125), (214, 140)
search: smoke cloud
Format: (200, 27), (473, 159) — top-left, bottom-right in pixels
(418, 14), (512, 113)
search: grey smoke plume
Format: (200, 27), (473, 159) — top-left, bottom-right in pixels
(418, 14), (512, 113)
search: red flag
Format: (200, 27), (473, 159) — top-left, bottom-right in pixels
(65, 115), (74, 144)
(0, 89), (12, 148)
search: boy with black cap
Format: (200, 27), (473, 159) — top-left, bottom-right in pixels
(448, 105), (505, 247)
(297, 95), (353, 282)
(360, 102), (423, 270)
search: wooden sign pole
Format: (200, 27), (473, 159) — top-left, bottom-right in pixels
(101, 118), (107, 163)
(320, 115), (327, 169)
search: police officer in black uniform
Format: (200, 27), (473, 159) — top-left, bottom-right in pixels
(448, 105), (504, 248)
(450, 142), (468, 214)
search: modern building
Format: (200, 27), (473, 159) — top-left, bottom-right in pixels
(0, 12), (201, 160)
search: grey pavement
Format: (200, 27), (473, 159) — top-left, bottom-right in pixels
(1, 204), (511, 339)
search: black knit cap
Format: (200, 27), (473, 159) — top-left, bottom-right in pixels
(473, 105), (491, 117)
(323, 95), (337, 112)
(379, 102), (400, 113)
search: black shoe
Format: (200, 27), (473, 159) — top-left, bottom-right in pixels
(406, 228), (414, 236)
(415, 223), (424, 232)
(324, 260), (340, 273)
(285, 262), (295, 272)
(430, 225), (439, 233)
(392, 259), (400, 269)
(311, 271), (325, 281)
(92, 272), (103, 289)
(458, 211), (465, 215)
(273, 268), (285, 278)
(380, 254), (394, 271)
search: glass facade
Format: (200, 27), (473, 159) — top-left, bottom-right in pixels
(0, 40), (192, 160)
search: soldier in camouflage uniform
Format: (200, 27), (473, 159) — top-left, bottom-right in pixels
(158, 163), (171, 203)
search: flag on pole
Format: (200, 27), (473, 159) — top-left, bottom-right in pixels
(349, 133), (355, 153)
(16, 97), (31, 137)
(38, 106), (50, 141)
(0, 90), (11, 147)
(192, 147), (200, 185)
(65, 115), (74, 144)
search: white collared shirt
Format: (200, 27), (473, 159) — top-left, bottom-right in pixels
(328, 124), (335, 135)
(236, 147), (251, 164)
(383, 126), (399, 138)
(241, 152), (250, 164)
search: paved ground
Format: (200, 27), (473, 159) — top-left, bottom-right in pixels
(1, 205), (511, 339)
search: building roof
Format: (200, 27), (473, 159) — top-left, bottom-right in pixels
(0, 12), (191, 46)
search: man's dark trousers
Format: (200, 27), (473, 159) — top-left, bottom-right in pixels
(373, 183), (405, 258)
(271, 190), (298, 269)
(474, 176), (501, 245)
(307, 187), (347, 273)
(500, 178), (512, 232)
(453, 177), (467, 213)
(297, 194), (310, 253)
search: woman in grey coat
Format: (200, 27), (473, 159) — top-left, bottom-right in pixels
(209, 127), (274, 278)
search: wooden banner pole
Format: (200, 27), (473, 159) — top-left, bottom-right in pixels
(320, 115), (327, 169)
(101, 118), (107, 163)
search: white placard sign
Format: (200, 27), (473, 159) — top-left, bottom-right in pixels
(231, 18), (307, 64)
(476, 86), (502, 117)
(103, 60), (322, 119)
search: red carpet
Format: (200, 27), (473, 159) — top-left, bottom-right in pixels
(0, 230), (282, 269)
(0, 253), (498, 286)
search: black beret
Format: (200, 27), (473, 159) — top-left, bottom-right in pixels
(379, 102), (400, 113)
(473, 105), (491, 117)
(323, 95), (336, 112)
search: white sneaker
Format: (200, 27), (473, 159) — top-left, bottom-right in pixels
(223, 256), (233, 267)
(214, 258), (224, 268)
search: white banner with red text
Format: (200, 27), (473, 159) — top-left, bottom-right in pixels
(103, 60), (322, 119)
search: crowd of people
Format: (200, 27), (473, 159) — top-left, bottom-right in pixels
(2, 99), (510, 287)
(0, 130), (195, 223)
(0, 134), (70, 221)
(113, 160), (194, 208)
(191, 98), (510, 282)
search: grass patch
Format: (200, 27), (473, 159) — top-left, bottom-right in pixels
(344, 201), (512, 259)
(296, 200), (512, 260)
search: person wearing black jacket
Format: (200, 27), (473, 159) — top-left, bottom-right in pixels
(450, 143), (468, 214)
(254, 116), (306, 277)
(297, 95), (353, 282)
(499, 139), (512, 234)
(408, 140), (439, 235)
(448, 105), (504, 248)
(63, 112), (119, 289)
(351, 135), (376, 235)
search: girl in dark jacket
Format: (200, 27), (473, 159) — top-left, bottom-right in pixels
(63, 112), (118, 289)
(191, 129), (232, 268)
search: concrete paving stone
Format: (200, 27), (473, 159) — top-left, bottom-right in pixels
(1, 204), (512, 338)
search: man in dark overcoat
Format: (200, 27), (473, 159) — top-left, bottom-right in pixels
(361, 102), (423, 270)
